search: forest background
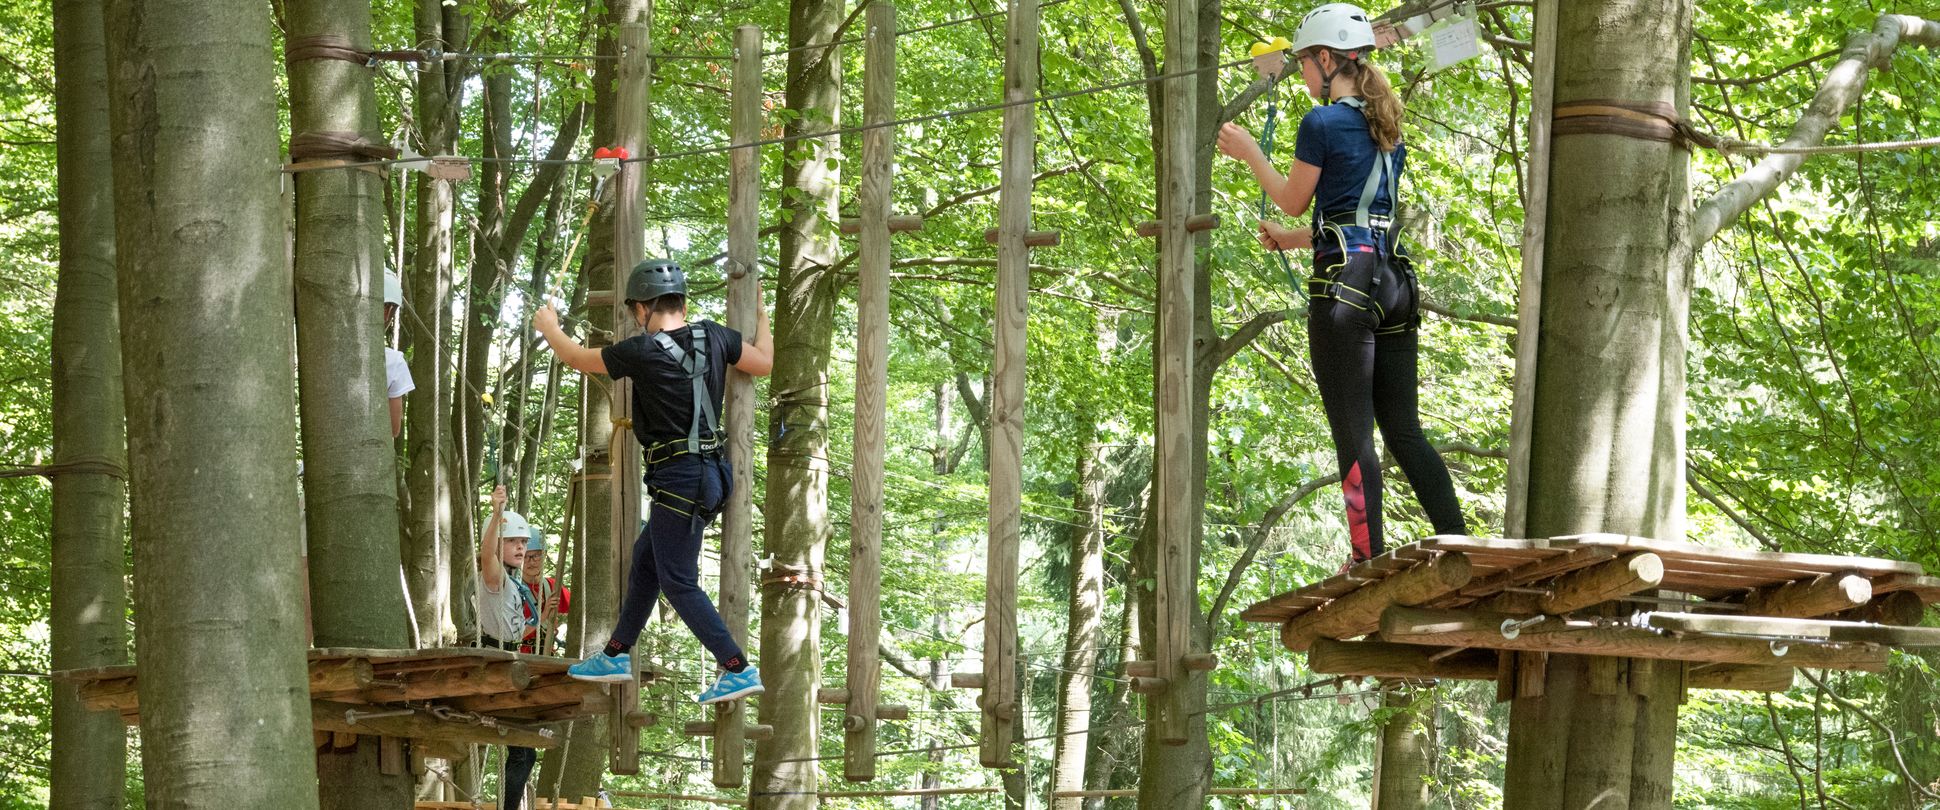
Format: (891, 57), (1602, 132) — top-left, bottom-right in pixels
(2, 0), (1939, 807)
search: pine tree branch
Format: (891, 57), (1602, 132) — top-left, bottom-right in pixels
(1693, 15), (1940, 245)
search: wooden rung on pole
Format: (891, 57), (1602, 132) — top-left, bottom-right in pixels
(839, 215), (925, 234)
(982, 227), (1061, 247)
(1121, 660), (1154, 678)
(1127, 676), (1168, 695)
(948, 672), (984, 690)
(1280, 553), (1474, 652)
(815, 688), (910, 720)
(1135, 213), (1219, 237)
(1744, 571), (1872, 618)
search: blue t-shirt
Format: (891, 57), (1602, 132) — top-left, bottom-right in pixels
(1291, 100), (1405, 229)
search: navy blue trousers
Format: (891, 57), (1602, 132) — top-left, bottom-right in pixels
(609, 454), (745, 668)
(503, 746), (536, 810)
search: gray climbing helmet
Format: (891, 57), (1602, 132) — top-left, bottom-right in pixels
(625, 259), (686, 306)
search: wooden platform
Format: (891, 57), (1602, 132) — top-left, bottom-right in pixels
(1242, 535), (1940, 686)
(57, 647), (657, 750)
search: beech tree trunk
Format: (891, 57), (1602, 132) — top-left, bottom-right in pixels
(103, 0), (319, 802)
(535, 0), (636, 795)
(1050, 438), (1105, 810)
(288, 0), (417, 803)
(1373, 691), (1433, 810)
(752, 1), (844, 806)
(1503, 2), (1692, 808)
(403, 0), (470, 646)
(49, 0), (128, 802)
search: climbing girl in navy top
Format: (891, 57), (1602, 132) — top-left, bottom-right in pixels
(1217, 2), (1466, 570)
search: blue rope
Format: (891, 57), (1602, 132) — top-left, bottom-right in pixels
(1256, 79), (1302, 296)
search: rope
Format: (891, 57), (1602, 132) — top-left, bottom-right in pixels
(1552, 99), (1940, 156)
(1252, 73), (1302, 295)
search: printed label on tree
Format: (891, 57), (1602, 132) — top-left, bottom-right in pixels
(1428, 13), (1483, 72)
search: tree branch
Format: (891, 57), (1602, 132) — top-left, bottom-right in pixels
(1692, 15), (1940, 246)
(1214, 309), (1290, 370)
(1420, 298), (1518, 329)
(495, 100), (587, 259)
(1207, 442), (1503, 635)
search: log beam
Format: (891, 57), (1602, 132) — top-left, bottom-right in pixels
(312, 701), (556, 749)
(1280, 553), (1473, 652)
(1307, 639), (1499, 681)
(1837, 591), (1927, 626)
(1538, 552), (1663, 614)
(1685, 664), (1795, 692)
(1640, 610), (1940, 647)
(1744, 571), (1872, 618)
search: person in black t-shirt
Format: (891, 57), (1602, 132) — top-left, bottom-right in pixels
(533, 258), (773, 705)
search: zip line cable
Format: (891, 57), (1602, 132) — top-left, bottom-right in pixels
(288, 57), (1258, 175)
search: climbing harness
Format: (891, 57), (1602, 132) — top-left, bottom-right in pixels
(1305, 97), (1420, 335)
(645, 324), (723, 462)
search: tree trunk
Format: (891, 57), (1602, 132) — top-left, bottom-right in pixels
(1373, 691), (1433, 810)
(1050, 439), (1105, 810)
(1503, 2), (1692, 809)
(1884, 651), (1940, 809)
(288, 0), (417, 802)
(459, 50), (513, 502)
(752, 1), (843, 806)
(403, 0), (470, 646)
(49, 0), (128, 803)
(103, 0), (319, 802)
(536, 0), (635, 793)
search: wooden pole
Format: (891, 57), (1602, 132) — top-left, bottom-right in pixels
(1152, 0), (1200, 747)
(982, 0), (1038, 770)
(845, 1), (895, 784)
(1502, 0), (1559, 538)
(715, 22), (762, 791)
(608, 19), (650, 776)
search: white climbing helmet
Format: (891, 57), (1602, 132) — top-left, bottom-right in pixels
(1293, 3), (1377, 54)
(499, 510), (532, 541)
(384, 272), (403, 307)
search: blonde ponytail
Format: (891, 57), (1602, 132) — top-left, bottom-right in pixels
(1356, 61), (1403, 152)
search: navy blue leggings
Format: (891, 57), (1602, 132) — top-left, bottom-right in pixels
(608, 454), (746, 668)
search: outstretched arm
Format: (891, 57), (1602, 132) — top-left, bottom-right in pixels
(733, 285), (774, 377)
(480, 485), (507, 590)
(533, 304), (608, 375)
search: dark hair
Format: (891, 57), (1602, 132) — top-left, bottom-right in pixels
(627, 294), (687, 318)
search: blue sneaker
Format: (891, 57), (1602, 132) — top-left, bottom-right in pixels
(697, 667), (764, 705)
(568, 652), (634, 683)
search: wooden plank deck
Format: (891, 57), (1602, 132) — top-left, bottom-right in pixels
(1241, 534), (1935, 625)
(55, 647), (655, 732)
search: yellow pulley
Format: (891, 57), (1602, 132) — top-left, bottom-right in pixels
(1250, 37), (1292, 80)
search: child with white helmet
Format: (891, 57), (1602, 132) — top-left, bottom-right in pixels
(476, 484), (540, 809)
(1217, 3), (1466, 569)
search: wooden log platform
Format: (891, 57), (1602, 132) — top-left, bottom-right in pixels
(56, 647), (659, 748)
(1242, 535), (1939, 683)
